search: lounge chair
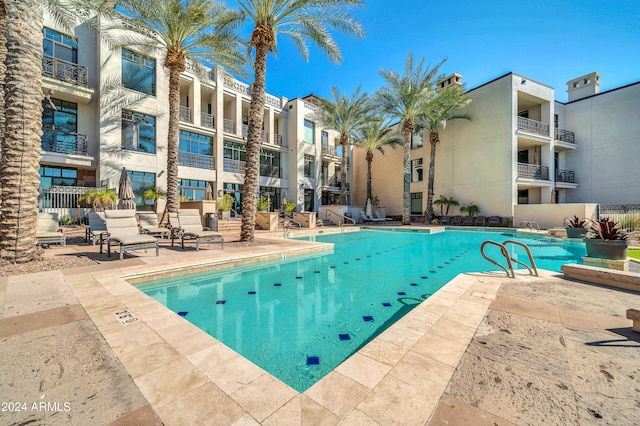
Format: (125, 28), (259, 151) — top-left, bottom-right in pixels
(359, 211), (385, 224)
(451, 215), (462, 226)
(102, 210), (159, 260)
(475, 215), (486, 226)
(488, 216), (500, 227)
(440, 215), (450, 225)
(374, 211), (393, 221)
(173, 209), (224, 251)
(462, 216), (473, 226)
(86, 211), (107, 245)
(137, 212), (170, 238)
(36, 212), (66, 247)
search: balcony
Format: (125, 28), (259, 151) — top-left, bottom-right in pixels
(41, 55), (88, 88)
(321, 175), (339, 187)
(41, 128), (88, 155)
(273, 134), (283, 146)
(242, 124), (268, 143)
(179, 106), (192, 123)
(223, 119), (236, 134)
(178, 152), (215, 170)
(200, 112), (214, 129)
(223, 158), (245, 173)
(554, 128), (575, 144)
(555, 169), (575, 183)
(517, 117), (549, 137)
(260, 164), (281, 178)
(321, 144), (340, 157)
(517, 163), (549, 180)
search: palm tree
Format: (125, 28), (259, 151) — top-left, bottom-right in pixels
(375, 53), (444, 225)
(105, 0), (245, 216)
(420, 85), (472, 222)
(352, 118), (402, 202)
(317, 86), (374, 205)
(79, 188), (118, 211)
(142, 185), (167, 213)
(0, 0), (44, 263)
(220, 0), (364, 242)
(460, 202), (480, 217)
(433, 194), (448, 217)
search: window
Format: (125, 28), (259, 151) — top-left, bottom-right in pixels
(303, 119), (315, 144)
(122, 111), (156, 153)
(223, 140), (246, 173)
(179, 130), (213, 168)
(518, 149), (529, 164)
(304, 154), (315, 178)
(518, 110), (529, 118)
(39, 166), (77, 187)
(122, 48), (156, 96)
(41, 98), (80, 154)
(259, 186), (282, 211)
(260, 150), (281, 178)
(321, 131), (329, 145)
(178, 179), (210, 201)
(43, 28), (77, 63)
(410, 133), (423, 149)
(411, 192), (423, 215)
(411, 158), (423, 182)
(127, 170), (156, 211)
(518, 189), (529, 205)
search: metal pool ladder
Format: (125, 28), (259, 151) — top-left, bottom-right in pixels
(480, 240), (539, 278)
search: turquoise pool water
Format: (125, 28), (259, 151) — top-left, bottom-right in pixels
(139, 229), (585, 392)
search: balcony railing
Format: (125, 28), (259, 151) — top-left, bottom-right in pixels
(554, 128), (576, 144)
(41, 128), (88, 155)
(242, 124), (268, 143)
(178, 152), (215, 170)
(41, 55), (89, 88)
(322, 175), (339, 187)
(517, 162), (549, 180)
(517, 117), (549, 136)
(273, 134), (283, 146)
(555, 169), (575, 183)
(179, 106), (192, 123)
(321, 144), (340, 157)
(200, 112), (214, 129)
(223, 119), (235, 134)
(260, 164), (281, 178)
(223, 158), (245, 173)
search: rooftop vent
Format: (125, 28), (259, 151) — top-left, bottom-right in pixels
(437, 73), (462, 91)
(566, 72), (600, 102)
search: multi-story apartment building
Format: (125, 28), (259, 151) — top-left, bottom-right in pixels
(38, 15), (345, 217)
(353, 71), (640, 225)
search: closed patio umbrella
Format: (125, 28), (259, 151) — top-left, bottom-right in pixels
(204, 183), (213, 201)
(366, 198), (373, 217)
(117, 167), (136, 210)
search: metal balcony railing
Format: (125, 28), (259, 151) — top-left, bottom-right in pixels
(223, 158), (245, 173)
(273, 134), (283, 146)
(223, 119), (235, 134)
(260, 164), (281, 178)
(200, 112), (214, 129)
(322, 175), (339, 187)
(321, 144), (340, 157)
(554, 128), (576, 144)
(41, 128), (88, 155)
(179, 106), (192, 123)
(555, 169), (575, 183)
(41, 55), (89, 87)
(517, 117), (549, 136)
(178, 152), (215, 170)
(517, 162), (549, 180)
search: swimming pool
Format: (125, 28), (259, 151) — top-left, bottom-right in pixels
(139, 229), (585, 392)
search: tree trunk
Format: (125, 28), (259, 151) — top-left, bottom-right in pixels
(401, 121), (413, 225)
(0, 0), (43, 263)
(240, 42), (269, 242)
(340, 134), (348, 205)
(366, 151), (373, 202)
(165, 67), (180, 214)
(426, 130), (439, 222)
(0, 0), (7, 140)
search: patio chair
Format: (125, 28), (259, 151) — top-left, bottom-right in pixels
(36, 212), (66, 247)
(475, 215), (486, 226)
(374, 211), (393, 221)
(86, 211), (107, 245)
(451, 215), (462, 226)
(462, 216), (473, 226)
(488, 216), (500, 227)
(102, 210), (159, 260)
(173, 209), (224, 251)
(359, 211), (385, 224)
(440, 215), (450, 225)
(137, 212), (170, 238)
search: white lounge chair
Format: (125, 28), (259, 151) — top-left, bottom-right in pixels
(374, 211), (393, 221)
(137, 212), (169, 238)
(173, 209), (224, 251)
(360, 211), (385, 224)
(86, 211), (107, 245)
(102, 210), (159, 260)
(36, 212), (66, 247)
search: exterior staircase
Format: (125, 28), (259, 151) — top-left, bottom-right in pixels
(316, 218), (335, 227)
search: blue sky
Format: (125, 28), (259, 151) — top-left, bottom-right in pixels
(229, 0), (639, 103)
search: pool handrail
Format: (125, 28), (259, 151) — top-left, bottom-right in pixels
(503, 239), (539, 276)
(480, 240), (515, 278)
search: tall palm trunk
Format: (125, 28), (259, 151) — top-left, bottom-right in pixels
(426, 130), (439, 222)
(165, 67), (181, 216)
(0, 0), (43, 263)
(366, 151), (373, 202)
(240, 41), (269, 242)
(401, 121), (413, 225)
(340, 134), (348, 205)
(0, 0), (6, 139)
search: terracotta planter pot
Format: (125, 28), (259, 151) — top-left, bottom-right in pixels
(584, 239), (629, 260)
(565, 227), (588, 238)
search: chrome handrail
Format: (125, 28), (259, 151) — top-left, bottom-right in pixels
(480, 240), (515, 278)
(503, 240), (539, 276)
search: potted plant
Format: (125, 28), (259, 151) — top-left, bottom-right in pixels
(564, 215), (588, 238)
(283, 199), (297, 215)
(216, 193), (234, 220)
(584, 217), (629, 260)
(256, 195), (272, 212)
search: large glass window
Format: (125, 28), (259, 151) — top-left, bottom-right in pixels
(39, 166), (77, 187)
(410, 133), (423, 149)
(304, 154), (315, 178)
(122, 48), (156, 96)
(178, 179), (210, 201)
(223, 140), (246, 173)
(411, 158), (423, 182)
(259, 186), (282, 212)
(122, 111), (156, 154)
(303, 119), (315, 144)
(41, 98), (79, 154)
(43, 28), (77, 63)
(321, 131), (328, 145)
(179, 130), (212, 155)
(127, 170), (156, 211)
(260, 150), (281, 178)
(222, 182), (242, 214)
(411, 192), (423, 215)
